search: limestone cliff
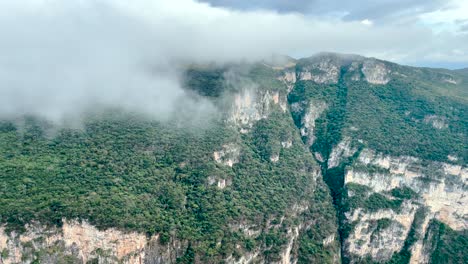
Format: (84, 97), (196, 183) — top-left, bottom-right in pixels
(0, 220), (184, 264)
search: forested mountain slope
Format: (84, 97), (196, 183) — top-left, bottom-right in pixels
(283, 53), (467, 264)
(0, 53), (466, 264)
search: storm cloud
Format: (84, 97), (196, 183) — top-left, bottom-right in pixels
(0, 0), (466, 123)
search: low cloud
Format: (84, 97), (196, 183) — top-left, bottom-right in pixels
(0, 0), (466, 124)
(198, 0), (448, 22)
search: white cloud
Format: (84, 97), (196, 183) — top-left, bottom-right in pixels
(419, 0), (468, 33)
(0, 0), (466, 122)
(360, 19), (373, 26)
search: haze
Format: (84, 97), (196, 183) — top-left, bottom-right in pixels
(0, 0), (466, 123)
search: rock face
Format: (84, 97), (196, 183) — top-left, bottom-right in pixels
(361, 60), (391, 84)
(277, 70), (297, 92)
(297, 54), (392, 85)
(0, 220), (165, 264)
(340, 148), (467, 262)
(423, 115), (448, 129)
(229, 89), (285, 133)
(328, 137), (357, 168)
(298, 59), (340, 84)
(345, 202), (418, 261)
(213, 143), (240, 167)
(299, 101), (328, 146)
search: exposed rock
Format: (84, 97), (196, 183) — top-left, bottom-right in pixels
(277, 71), (297, 93)
(226, 250), (260, 264)
(314, 152), (324, 162)
(323, 234), (335, 246)
(343, 148), (468, 262)
(270, 62), (297, 70)
(229, 90), (284, 132)
(0, 220), (153, 264)
(443, 77), (457, 84)
(423, 115), (448, 129)
(281, 140), (292, 148)
(277, 226), (300, 264)
(207, 176), (232, 189)
(447, 155), (458, 162)
(300, 101), (328, 146)
(213, 143), (240, 167)
(349, 62), (362, 81)
(298, 59), (340, 84)
(328, 137), (357, 168)
(409, 214), (433, 264)
(349, 149), (467, 230)
(229, 223), (261, 238)
(270, 154), (280, 163)
(282, 71), (297, 83)
(362, 60), (390, 84)
(345, 202), (417, 262)
(291, 203), (310, 217)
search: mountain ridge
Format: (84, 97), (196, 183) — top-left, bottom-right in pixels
(0, 52), (466, 263)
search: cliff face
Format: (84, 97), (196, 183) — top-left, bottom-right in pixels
(0, 221), (148, 264)
(339, 146), (467, 263)
(0, 53), (466, 264)
(287, 53), (467, 263)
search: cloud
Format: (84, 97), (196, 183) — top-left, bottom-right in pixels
(198, 0), (447, 21)
(0, 1), (216, 124)
(0, 0), (466, 123)
(360, 19), (373, 26)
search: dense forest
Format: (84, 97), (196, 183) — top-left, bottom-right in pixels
(0, 55), (467, 263)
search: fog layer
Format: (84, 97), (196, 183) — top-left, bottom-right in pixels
(0, 0), (466, 123)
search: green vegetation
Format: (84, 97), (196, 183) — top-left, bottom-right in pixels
(288, 57), (467, 263)
(389, 187), (419, 200)
(0, 63), (338, 262)
(375, 218), (392, 232)
(369, 218), (393, 243)
(344, 77), (467, 163)
(343, 184), (406, 213)
(429, 220), (468, 264)
(364, 193), (403, 212)
(297, 180), (339, 263)
(0, 56), (466, 263)
(291, 58), (467, 164)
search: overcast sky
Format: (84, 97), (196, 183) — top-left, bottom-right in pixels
(197, 0), (468, 67)
(0, 0), (466, 122)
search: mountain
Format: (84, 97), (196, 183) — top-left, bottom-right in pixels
(455, 67), (468, 76)
(0, 53), (466, 264)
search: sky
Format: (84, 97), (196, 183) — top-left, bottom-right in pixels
(198, 0), (468, 67)
(0, 0), (466, 123)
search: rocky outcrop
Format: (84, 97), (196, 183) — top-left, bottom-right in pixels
(213, 143), (240, 167)
(298, 59), (340, 84)
(229, 90), (285, 133)
(361, 60), (390, 84)
(281, 140), (292, 149)
(278, 226), (300, 264)
(0, 220), (157, 264)
(328, 137), (357, 168)
(442, 77), (458, 84)
(345, 202), (418, 262)
(207, 176), (232, 189)
(423, 115), (448, 129)
(297, 101), (327, 147)
(277, 71), (297, 92)
(342, 148), (467, 262)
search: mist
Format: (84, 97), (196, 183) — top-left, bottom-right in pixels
(0, 0), (466, 124)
